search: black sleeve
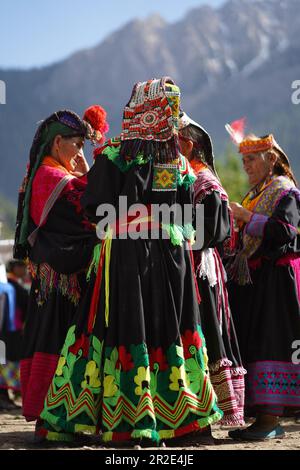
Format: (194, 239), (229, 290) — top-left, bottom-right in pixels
(174, 183), (194, 227)
(81, 156), (124, 224)
(200, 191), (231, 249)
(261, 192), (300, 250)
(30, 189), (99, 274)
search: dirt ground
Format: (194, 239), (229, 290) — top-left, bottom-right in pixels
(0, 410), (299, 451)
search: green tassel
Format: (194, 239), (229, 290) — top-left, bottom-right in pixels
(177, 157), (197, 190)
(182, 223), (196, 243)
(162, 224), (185, 246)
(87, 243), (102, 281)
(131, 429), (160, 444)
(197, 410), (223, 429)
(46, 432), (74, 442)
(102, 431), (113, 442)
(182, 172), (197, 189)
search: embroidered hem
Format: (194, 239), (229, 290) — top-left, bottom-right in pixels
(209, 358), (246, 427)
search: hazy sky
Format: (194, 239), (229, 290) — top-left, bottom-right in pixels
(0, 0), (225, 69)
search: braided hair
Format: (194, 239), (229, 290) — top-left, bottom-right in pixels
(180, 124), (206, 162)
(179, 123), (219, 177)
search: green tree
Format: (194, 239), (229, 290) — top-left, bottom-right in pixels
(0, 194), (16, 239)
(216, 145), (248, 202)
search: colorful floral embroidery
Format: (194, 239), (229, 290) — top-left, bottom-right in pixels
(69, 334), (89, 357)
(55, 357), (66, 377)
(81, 361), (101, 390)
(169, 366), (190, 391)
(150, 347), (168, 372)
(181, 330), (202, 359)
(41, 326), (221, 443)
(152, 164), (178, 192)
(117, 346), (134, 371)
(134, 367), (151, 395)
(103, 375), (118, 397)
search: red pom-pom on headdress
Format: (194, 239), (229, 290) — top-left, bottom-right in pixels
(83, 105), (109, 145)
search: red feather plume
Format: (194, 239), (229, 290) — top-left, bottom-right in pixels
(225, 117), (246, 145)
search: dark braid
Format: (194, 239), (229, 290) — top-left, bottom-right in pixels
(180, 125), (206, 162)
(179, 123), (220, 177)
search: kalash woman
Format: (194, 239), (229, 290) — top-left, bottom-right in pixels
(225, 130), (300, 440)
(14, 107), (108, 438)
(40, 77), (223, 447)
(178, 112), (246, 427)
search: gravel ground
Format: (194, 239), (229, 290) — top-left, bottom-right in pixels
(0, 411), (299, 451)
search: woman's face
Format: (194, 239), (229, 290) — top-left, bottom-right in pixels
(242, 153), (270, 187)
(53, 135), (85, 172)
(178, 134), (194, 160)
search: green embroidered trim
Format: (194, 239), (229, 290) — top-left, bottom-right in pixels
(159, 429), (175, 439)
(41, 325), (223, 441)
(46, 431), (74, 442)
(100, 408), (223, 443)
(197, 411), (223, 429)
(74, 424), (97, 434)
(102, 145), (196, 195)
(102, 432), (113, 442)
(131, 429), (160, 443)
(102, 144), (149, 173)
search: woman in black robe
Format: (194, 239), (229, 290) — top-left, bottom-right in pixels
(178, 112), (246, 427)
(14, 108), (107, 437)
(226, 133), (300, 440)
(40, 77), (223, 447)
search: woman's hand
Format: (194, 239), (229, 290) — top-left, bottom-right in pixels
(230, 202), (252, 223)
(71, 154), (90, 177)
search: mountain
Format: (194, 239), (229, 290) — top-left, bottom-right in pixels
(1, 0), (300, 203)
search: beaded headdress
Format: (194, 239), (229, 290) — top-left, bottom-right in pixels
(120, 77), (181, 163)
(239, 134), (291, 169)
